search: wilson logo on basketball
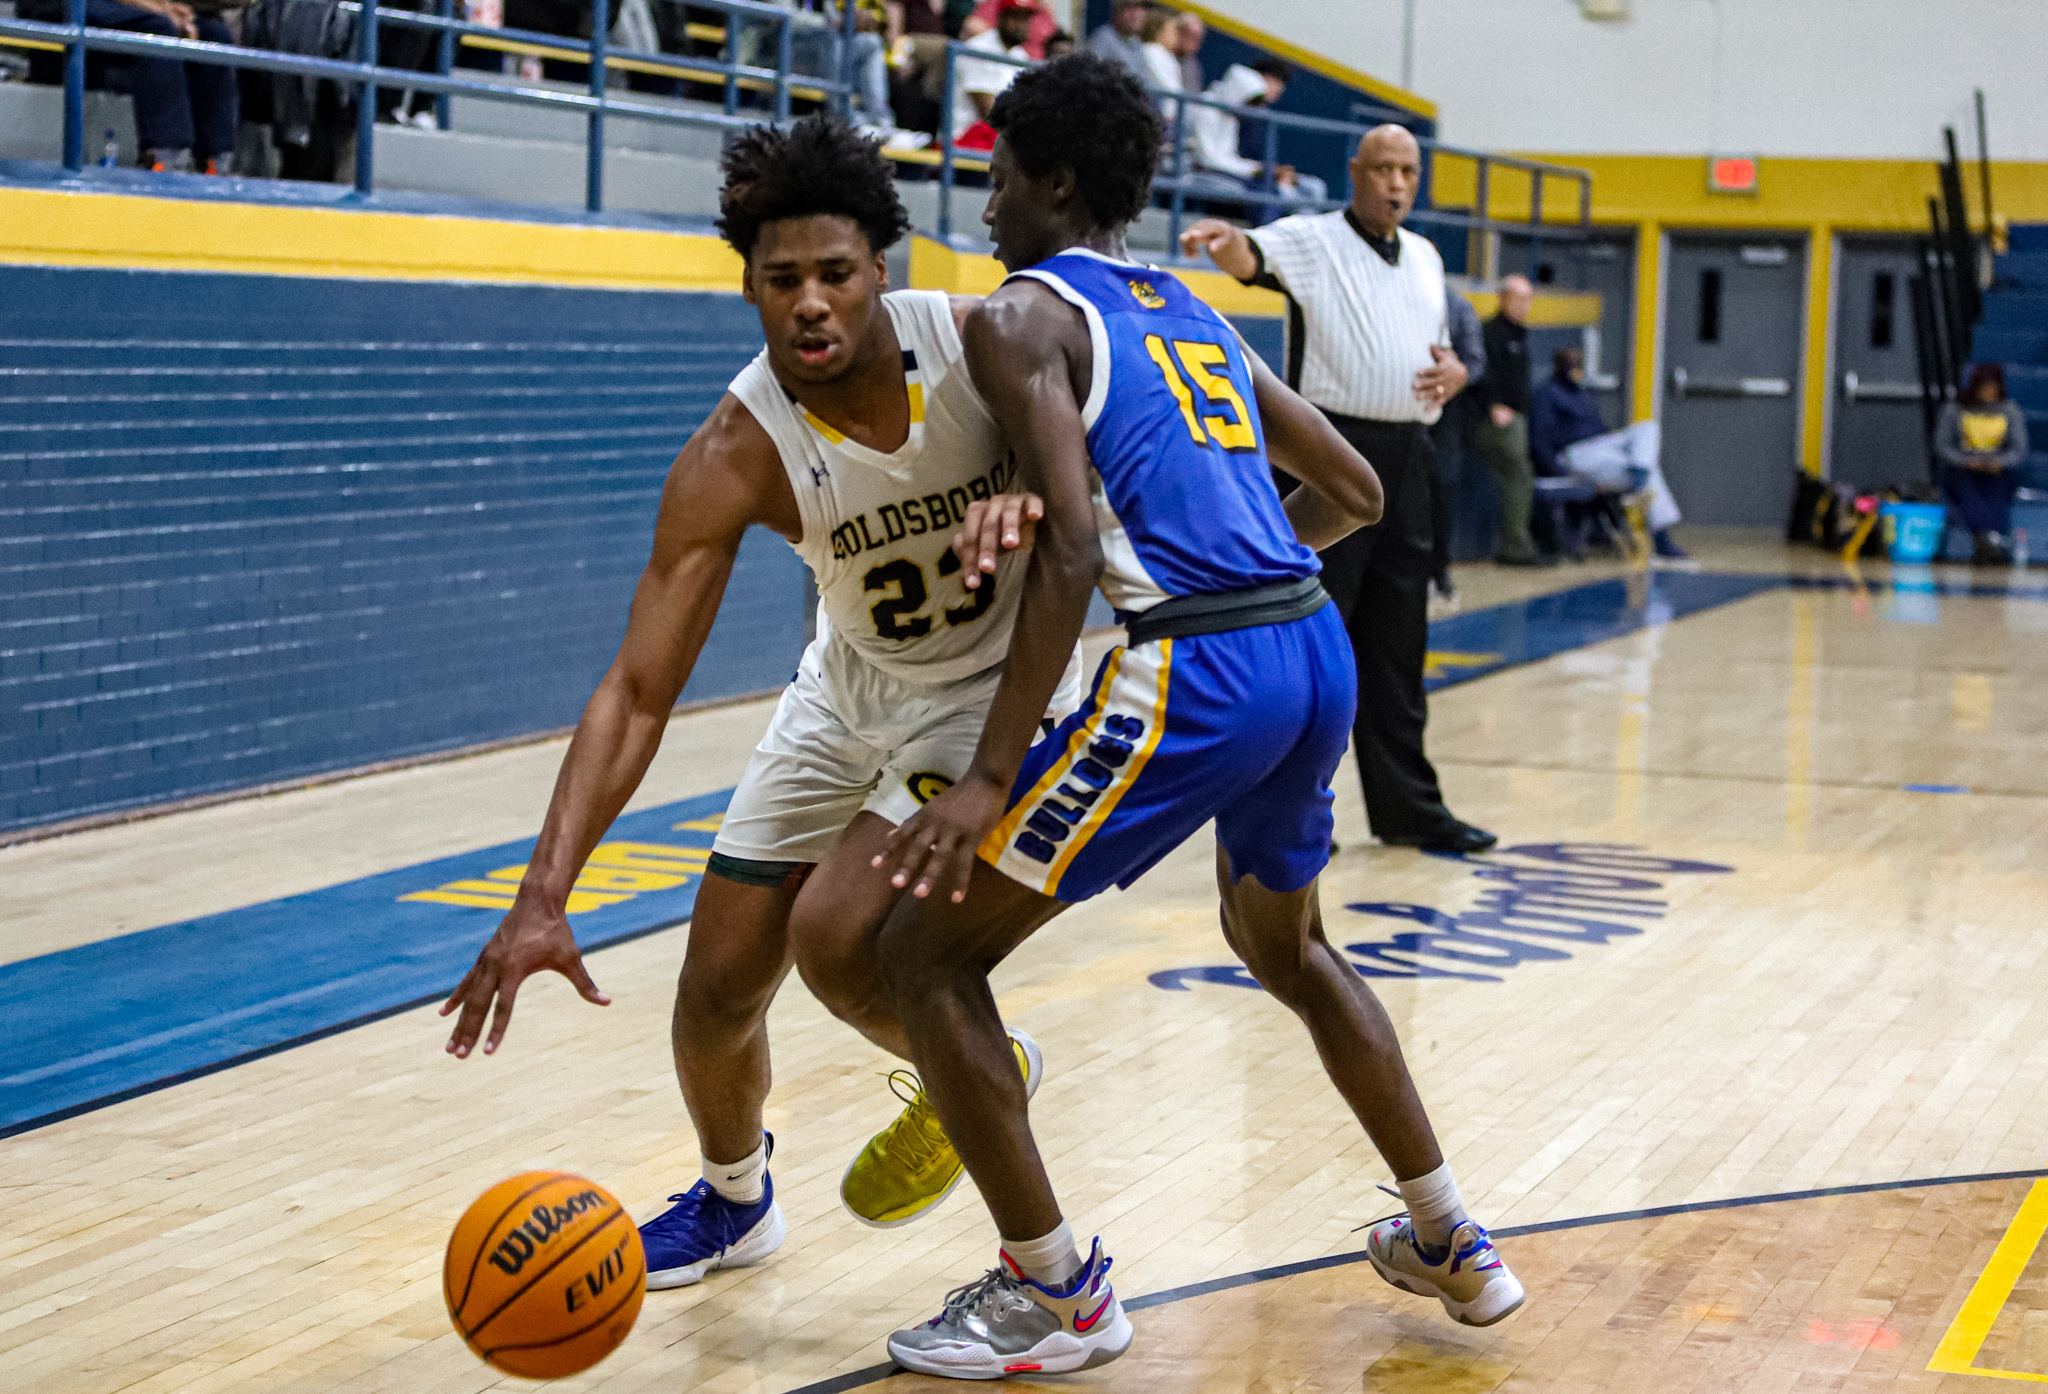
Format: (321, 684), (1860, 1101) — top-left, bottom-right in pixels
(565, 1237), (633, 1313)
(488, 1189), (606, 1276)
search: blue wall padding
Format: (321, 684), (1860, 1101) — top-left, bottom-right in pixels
(0, 265), (803, 833)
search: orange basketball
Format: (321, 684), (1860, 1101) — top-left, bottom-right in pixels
(444, 1171), (646, 1379)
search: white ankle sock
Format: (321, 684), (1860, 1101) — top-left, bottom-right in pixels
(703, 1136), (768, 1205)
(1001, 1219), (1082, 1290)
(1396, 1160), (1468, 1251)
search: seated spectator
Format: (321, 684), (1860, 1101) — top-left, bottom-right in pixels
(1185, 61), (1327, 216)
(1171, 11), (1204, 92)
(1043, 28), (1074, 59)
(1938, 363), (2031, 565)
(948, 0), (1031, 149)
(1139, 7), (1181, 98)
(1085, 0), (1146, 82)
(963, 0), (1054, 58)
(20, 0), (236, 172)
(1531, 346), (1689, 560)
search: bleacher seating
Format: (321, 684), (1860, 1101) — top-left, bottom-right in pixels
(1970, 222), (2048, 556)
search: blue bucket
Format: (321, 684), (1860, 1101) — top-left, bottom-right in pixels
(1880, 502), (1947, 563)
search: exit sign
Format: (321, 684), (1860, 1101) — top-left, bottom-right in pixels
(1709, 155), (1759, 194)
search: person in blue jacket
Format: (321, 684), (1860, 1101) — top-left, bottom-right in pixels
(1530, 346), (1688, 561)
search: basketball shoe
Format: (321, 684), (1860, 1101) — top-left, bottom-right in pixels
(1363, 1213), (1525, 1327)
(841, 1027), (1042, 1228)
(888, 1237), (1132, 1379)
(639, 1135), (786, 1290)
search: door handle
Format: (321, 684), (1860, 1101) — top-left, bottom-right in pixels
(1841, 370), (1922, 403)
(1670, 368), (1790, 399)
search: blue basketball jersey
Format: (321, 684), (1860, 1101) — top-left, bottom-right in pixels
(1010, 249), (1318, 614)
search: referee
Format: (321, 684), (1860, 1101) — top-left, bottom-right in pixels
(1182, 124), (1495, 854)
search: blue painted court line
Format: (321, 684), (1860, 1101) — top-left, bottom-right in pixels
(3, 567), (2020, 1139)
(0, 790), (731, 1139)
(1424, 570), (1785, 691)
(1903, 783), (1971, 794)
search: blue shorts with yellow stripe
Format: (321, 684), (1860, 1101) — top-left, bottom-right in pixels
(979, 602), (1355, 902)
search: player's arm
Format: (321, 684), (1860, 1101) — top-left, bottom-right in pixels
(876, 282), (1104, 902)
(442, 395), (790, 1058)
(1249, 350), (1385, 550)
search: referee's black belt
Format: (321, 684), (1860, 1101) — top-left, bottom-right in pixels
(1122, 575), (1330, 648)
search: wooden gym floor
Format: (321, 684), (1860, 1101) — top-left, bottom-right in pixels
(4, 533), (2047, 1393)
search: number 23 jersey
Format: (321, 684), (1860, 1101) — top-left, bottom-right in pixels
(728, 289), (1025, 685)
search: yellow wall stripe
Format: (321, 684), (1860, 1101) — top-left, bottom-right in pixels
(1463, 288), (1601, 328)
(1926, 1178), (2048, 1381)
(1158, 1), (1436, 119)
(1799, 225), (1834, 478)
(908, 236), (1285, 319)
(0, 186), (745, 292)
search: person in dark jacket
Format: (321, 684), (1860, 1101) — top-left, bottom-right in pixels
(1475, 275), (1545, 565)
(1427, 289), (1486, 600)
(1937, 364), (2032, 565)
(1532, 347), (1689, 560)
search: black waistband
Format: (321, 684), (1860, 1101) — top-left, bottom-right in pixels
(1123, 576), (1330, 648)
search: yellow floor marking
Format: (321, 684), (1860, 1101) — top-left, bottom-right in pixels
(1928, 1178), (2048, 1381)
(1424, 650), (1502, 679)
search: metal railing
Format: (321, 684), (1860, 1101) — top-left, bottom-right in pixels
(929, 42), (1593, 272)
(0, 0), (857, 211)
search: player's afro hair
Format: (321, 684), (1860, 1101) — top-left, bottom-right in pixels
(988, 53), (1162, 230)
(717, 112), (913, 260)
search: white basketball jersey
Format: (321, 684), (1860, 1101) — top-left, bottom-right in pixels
(730, 290), (1026, 685)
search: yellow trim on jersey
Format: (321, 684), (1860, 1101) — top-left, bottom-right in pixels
(906, 380), (926, 424)
(979, 650), (1124, 861)
(1043, 641), (1174, 894)
(801, 408), (848, 445)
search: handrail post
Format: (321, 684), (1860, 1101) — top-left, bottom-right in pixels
(1474, 155), (1491, 279)
(435, 0), (453, 130)
(1260, 112), (1278, 222)
(773, 14), (791, 123)
(1167, 88), (1187, 254)
(935, 41), (958, 242)
(586, 0), (606, 211)
(721, 2), (738, 116)
(1527, 167), (1542, 283)
(62, 0), (85, 171)
(354, 0), (378, 194)
(835, 0), (854, 119)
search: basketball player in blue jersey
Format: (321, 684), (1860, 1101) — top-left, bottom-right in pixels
(851, 56), (1526, 1376)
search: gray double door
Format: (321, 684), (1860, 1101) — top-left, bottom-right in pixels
(1830, 236), (1930, 490)
(1662, 235), (1806, 527)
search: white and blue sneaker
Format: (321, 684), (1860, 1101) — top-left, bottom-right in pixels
(639, 1142), (787, 1290)
(1364, 1214), (1524, 1327)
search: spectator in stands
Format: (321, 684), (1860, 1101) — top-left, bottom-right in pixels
(1139, 8), (1182, 98)
(1429, 288), (1487, 601)
(1186, 60), (1326, 217)
(963, 0), (1054, 58)
(948, 0), (1032, 149)
(1938, 363), (2031, 565)
(1171, 11), (1205, 93)
(1475, 274), (1545, 566)
(1043, 28), (1074, 59)
(1180, 124), (1493, 856)
(20, 0), (237, 172)
(1085, 0), (1148, 81)
(1531, 346), (1689, 560)
(894, 0), (973, 38)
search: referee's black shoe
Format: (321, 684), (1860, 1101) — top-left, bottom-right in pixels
(1380, 819), (1498, 855)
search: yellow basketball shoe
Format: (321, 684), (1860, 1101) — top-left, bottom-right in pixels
(841, 1027), (1043, 1229)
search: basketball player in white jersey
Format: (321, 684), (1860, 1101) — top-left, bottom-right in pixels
(438, 114), (1072, 1290)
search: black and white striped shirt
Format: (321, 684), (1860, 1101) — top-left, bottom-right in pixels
(1246, 212), (1451, 424)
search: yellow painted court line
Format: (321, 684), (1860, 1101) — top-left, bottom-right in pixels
(1927, 1178), (2048, 1381)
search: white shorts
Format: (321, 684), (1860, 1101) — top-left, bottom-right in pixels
(711, 630), (1083, 867)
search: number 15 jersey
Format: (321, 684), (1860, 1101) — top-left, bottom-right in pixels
(1008, 249), (1319, 614)
(729, 289), (1024, 685)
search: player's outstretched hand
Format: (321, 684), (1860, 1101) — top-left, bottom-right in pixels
(440, 902), (610, 1058)
(951, 493), (1043, 589)
(874, 774), (1007, 904)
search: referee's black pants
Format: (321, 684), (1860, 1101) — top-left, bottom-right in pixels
(1312, 412), (1454, 839)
